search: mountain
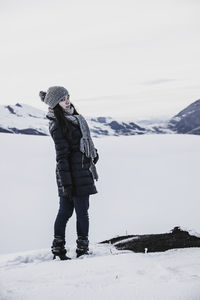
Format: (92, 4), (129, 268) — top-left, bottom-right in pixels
(168, 99), (200, 134)
(0, 103), (48, 136)
(0, 103), (164, 137)
(1, 99), (200, 137)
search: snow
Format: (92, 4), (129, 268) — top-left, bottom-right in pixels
(0, 103), (154, 137)
(0, 103), (47, 134)
(114, 237), (139, 245)
(0, 245), (200, 300)
(0, 132), (200, 299)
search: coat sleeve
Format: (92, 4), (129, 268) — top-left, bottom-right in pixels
(49, 120), (72, 187)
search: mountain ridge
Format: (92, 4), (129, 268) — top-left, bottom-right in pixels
(0, 99), (200, 137)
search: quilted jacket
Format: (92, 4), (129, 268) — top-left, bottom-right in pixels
(47, 115), (98, 197)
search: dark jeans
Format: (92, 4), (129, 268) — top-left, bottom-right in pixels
(54, 195), (90, 240)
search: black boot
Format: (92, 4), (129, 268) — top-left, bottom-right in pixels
(76, 237), (89, 258)
(51, 236), (71, 260)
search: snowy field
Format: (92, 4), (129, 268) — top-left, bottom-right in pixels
(0, 132), (200, 299)
(0, 245), (200, 300)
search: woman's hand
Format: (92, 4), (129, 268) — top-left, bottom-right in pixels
(93, 151), (99, 164)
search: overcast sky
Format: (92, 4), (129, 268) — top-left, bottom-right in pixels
(0, 0), (200, 119)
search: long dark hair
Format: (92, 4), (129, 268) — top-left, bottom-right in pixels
(53, 102), (79, 141)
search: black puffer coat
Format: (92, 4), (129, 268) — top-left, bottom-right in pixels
(47, 115), (98, 197)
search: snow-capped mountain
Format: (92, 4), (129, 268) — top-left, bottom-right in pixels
(1, 99), (200, 137)
(0, 103), (48, 136)
(168, 99), (200, 134)
(0, 103), (171, 137)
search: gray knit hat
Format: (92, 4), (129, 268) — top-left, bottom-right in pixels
(39, 86), (69, 108)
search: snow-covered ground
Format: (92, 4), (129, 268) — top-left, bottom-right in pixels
(1, 244), (200, 300)
(0, 132), (200, 299)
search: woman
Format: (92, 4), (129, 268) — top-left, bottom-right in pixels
(39, 86), (99, 260)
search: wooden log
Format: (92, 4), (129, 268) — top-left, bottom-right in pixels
(99, 226), (200, 253)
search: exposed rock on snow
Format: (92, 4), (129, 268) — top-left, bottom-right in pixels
(100, 227), (200, 253)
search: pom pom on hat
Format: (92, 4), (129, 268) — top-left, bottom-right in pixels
(39, 91), (46, 102)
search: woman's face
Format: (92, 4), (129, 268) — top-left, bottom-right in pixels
(59, 95), (70, 109)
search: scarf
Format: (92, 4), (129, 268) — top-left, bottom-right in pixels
(47, 106), (99, 181)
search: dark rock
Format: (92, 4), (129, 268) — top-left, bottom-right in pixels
(0, 127), (13, 133)
(99, 226), (200, 253)
(151, 126), (167, 133)
(106, 120), (147, 135)
(15, 103), (22, 107)
(90, 128), (109, 136)
(8, 127), (48, 136)
(28, 114), (41, 118)
(108, 121), (126, 130)
(5, 105), (16, 115)
(97, 117), (107, 123)
(91, 117), (110, 123)
(168, 99), (200, 134)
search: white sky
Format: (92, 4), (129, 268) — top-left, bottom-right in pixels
(0, 0), (200, 119)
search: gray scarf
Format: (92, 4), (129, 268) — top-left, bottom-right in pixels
(47, 106), (99, 181)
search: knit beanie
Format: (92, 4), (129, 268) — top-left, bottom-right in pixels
(39, 86), (69, 108)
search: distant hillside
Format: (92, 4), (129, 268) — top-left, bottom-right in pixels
(168, 99), (200, 134)
(0, 103), (170, 137)
(0, 103), (48, 136)
(1, 99), (200, 137)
